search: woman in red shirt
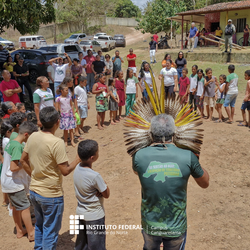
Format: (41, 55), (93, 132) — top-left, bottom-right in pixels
(92, 73), (109, 130)
(0, 101), (17, 119)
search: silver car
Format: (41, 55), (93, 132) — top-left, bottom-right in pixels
(79, 40), (102, 52)
(0, 37), (15, 50)
(64, 33), (87, 44)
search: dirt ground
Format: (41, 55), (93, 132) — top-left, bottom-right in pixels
(1, 29), (250, 250)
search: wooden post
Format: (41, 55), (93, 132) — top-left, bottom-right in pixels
(181, 15), (184, 49)
(171, 19), (173, 49)
(226, 11), (228, 23)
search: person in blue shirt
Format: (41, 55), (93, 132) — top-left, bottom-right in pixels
(188, 22), (199, 52)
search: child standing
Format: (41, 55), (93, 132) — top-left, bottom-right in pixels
(92, 74), (109, 130)
(1, 122), (38, 241)
(75, 76), (90, 134)
(178, 68), (190, 104)
(74, 140), (110, 250)
(189, 65), (198, 110)
(196, 69), (205, 118)
(223, 65), (239, 124)
(56, 84), (76, 147)
(125, 68), (139, 116)
(115, 71), (125, 119)
(239, 70), (250, 127)
(215, 75), (226, 122)
(108, 77), (120, 125)
(204, 68), (217, 121)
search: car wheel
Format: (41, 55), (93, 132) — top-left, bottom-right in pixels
(107, 45), (110, 51)
(123, 43), (126, 47)
(29, 70), (39, 83)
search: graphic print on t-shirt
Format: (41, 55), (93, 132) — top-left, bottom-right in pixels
(143, 161), (183, 182)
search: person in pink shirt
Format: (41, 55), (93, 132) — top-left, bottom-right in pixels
(0, 70), (21, 104)
(153, 32), (158, 43)
(83, 50), (96, 93)
(179, 68), (190, 104)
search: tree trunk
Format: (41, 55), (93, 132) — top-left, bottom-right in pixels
(53, 22), (57, 44)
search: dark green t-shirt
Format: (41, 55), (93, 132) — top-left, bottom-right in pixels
(133, 144), (204, 237)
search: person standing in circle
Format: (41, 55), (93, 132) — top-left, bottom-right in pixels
(158, 60), (178, 97)
(175, 51), (187, 81)
(127, 48), (137, 77)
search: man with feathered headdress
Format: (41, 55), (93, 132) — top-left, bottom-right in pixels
(124, 64), (209, 249)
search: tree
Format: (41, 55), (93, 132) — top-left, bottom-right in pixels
(113, 0), (141, 18)
(56, 0), (116, 32)
(0, 0), (56, 34)
(136, 0), (186, 34)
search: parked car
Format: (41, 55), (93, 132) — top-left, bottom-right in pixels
(113, 34), (126, 47)
(39, 44), (82, 60)
(93, 33), (107, 40)
(79, 40), (102, 52)
(96, 36), (116, 51)
(0, 37), (15, 50)
(19, 35), (47, 49)
(11, 49), (58, 83)
(64, 33), (87, 44)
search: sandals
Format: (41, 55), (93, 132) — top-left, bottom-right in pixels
(238, 122), (248, 127)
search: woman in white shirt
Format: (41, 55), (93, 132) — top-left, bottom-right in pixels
(158, 59), (178, 97)
(138, 62), (155, 99)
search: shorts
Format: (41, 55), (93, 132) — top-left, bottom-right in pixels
(216, 98), (225, 104)
(196, 96), (204, 108)
(78, 105), (88, 119)
(223, 93), (238, 108)
(129, 67), (137, 74)
(8, 189), (30, 211)
(241, 101), (250, 111)
(204, 96), (215, 107)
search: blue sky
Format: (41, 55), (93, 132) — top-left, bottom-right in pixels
(132, 0), (148, 9)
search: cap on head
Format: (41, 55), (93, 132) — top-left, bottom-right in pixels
(18, 56), (24, 61)
(228, 19), (232, 23)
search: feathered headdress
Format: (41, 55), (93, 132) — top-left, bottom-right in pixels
(124, 65), (204, 157)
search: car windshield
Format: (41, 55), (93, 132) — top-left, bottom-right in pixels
(114, 36), (124, 39)
(0, 37), (6, 41)
(80, 41), (91, 45)
(69, 35), (78, 39)
(37, 36), (45, 41)
(39, 46), (57, 52)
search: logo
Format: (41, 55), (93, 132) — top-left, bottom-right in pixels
(69, 215), (84, 235)
(143, 161), (182, 183)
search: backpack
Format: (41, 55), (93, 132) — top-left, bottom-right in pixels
(225, 25), (233, 35)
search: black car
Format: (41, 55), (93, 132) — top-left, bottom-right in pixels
(113, 34), (126, 47)
(11, 49), (58, 83)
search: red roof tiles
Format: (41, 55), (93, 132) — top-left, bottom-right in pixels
(177, 0), (250, 15)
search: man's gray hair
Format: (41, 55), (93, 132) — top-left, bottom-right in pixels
(192, 22), (195, 26)
(150, 114), (176, 143)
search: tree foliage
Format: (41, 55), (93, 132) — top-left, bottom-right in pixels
(0, 0), (55, 35)
(56, 0), (115, 32)
(136, 0), (186, 34)
(113, 0), (141, 18)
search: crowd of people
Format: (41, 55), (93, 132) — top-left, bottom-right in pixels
(0, 42), (249, 250)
